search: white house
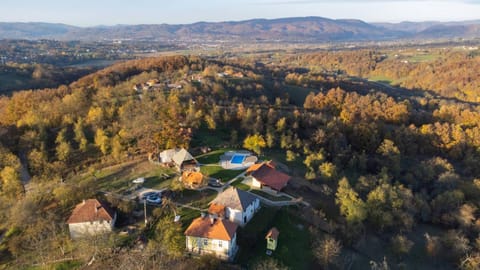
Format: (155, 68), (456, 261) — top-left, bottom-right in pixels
(184, 216), (238, 261)
(66, 199), (116, 239)
(246, 161), (291, 192)
(208, 187), (260, 226)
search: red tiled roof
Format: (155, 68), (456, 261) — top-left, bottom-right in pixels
(184, 217), (238, 241)
(67, 199), (115, 224)
(246, 161), (275, 174)
(266, 227), (280, 240)
(208, 203), (226, 217)
(250, 163), (290, 191)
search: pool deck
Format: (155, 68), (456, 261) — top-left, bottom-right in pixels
(219, 151), (256, 170)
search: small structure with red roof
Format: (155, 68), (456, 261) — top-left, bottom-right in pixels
(184, 214), (239, 261)
(66, 199), (116, 239)
(246, 161), (291, 192)
(266, 227), (280, 252)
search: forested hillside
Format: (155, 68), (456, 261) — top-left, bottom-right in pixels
(1, 48), (480, 269)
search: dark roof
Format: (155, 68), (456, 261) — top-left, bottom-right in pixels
(250, 162), (291, 191)
(210, 186), (258, 211)
(67, 199), (115, 224)
(184, 217), (238, 241)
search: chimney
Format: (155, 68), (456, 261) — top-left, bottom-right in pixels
(209, 214), (216, 225)
(82, 199), (86, 205)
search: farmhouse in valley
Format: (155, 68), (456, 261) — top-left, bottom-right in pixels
(246, 161), (291, 192)
(208, 186), (260, 226)
(66, 199), (116, 239)
(184, 215), (238, 261)
(158, 148), (199, 171)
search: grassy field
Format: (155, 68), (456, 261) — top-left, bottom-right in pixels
(200, 165), (244, 182)
(197, 149), (248, 182)
(250, 190), (291, 202)
(70, 160), (177, 193)
(195, 149), (229, 164)
(175, 189), (217, 208)
(407, 53), (441, 63)
(178, 207), (201, 231)
(368, 75), (393, 84)
(283, 84), (317, 106)
(231, 177), (250, 191)
(236, 207), (313, 269)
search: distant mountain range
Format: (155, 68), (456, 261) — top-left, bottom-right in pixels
(1, 17), (479, 42)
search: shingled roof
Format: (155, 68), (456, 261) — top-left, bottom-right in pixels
(248, 162), (291, 191)
(67, 199), (115, 224)
(210, 186), (257, 211)
(172, 148), (196, 167)
(184, 217), (238, 241)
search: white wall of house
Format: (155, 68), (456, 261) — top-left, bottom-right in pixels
(186, 234), (237, 260)
(225, 199), (260, 226)
(242, 199), (260, 225)
(225, 208), (244, 225)
(251, 177), (263, 188)
(69, 213), (116, 239)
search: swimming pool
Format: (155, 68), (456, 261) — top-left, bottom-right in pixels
(230, 154), (246, 164)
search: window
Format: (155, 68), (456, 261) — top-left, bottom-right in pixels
(203, 239), (208, 246)
(218, 241), (223, 248)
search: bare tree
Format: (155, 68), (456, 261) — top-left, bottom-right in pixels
(313, 235), (342, 270)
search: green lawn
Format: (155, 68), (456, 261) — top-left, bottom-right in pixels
(142, 175), (175, 190)
(175, 189), (217, 208)
(231, 177), (250, 191)
(200, 165), (244, 182)
(195, 149), (229, 164)
(250, 190), (291, 202)
(178, 207), (201, 231)
(262, 149), (306, 176)
(407, 53), (441, 63)
(236, 207), (313, 269)
(369, 75), (393, 84)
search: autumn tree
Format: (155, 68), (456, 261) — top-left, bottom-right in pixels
(55, 128), (72, 162)
(74, 117), (88, 152)
(243, 133), (266, 155)
(0, 166), (23, 200)
(335, 177), (367, 224)
(94, 128), (110, 155)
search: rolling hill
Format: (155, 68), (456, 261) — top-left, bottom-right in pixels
(0, 17), (479, 42)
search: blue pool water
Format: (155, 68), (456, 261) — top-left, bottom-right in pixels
(230, 154), (246, 164)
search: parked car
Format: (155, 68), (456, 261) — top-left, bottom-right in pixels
(133, 177), (145, 184)
(208, 179), (223, 187)
(146, 194), (162, 205)
(140, 191), (157, 200)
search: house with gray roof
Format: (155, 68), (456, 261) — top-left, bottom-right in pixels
(159, 148), (199, 172)
(208, 187), (260, 226)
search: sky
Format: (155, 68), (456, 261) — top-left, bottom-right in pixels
(1, 0), (480, 26)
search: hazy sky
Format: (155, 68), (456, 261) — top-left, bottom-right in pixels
(1, 0), (479, 26)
